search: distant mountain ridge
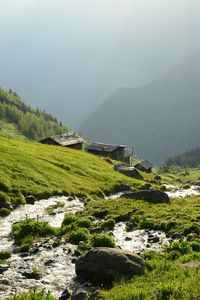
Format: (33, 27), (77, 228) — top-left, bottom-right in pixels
(81, 51), (200, 164)
(0, 87), (68, 140)
(165, 147), (200, 168)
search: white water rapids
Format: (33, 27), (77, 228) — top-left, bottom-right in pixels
(0, 196), (84, 299)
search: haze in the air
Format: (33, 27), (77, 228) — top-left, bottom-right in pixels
(0, 0), (200, 127)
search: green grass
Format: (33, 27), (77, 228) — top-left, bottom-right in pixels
(0, 137), (146, 208)
(91, 233), (115, 247)
(159, 166), (200, 186)
(11, 214), (115, 250)
(0, 249), (12, 264)
(1, 137), (200, 299)
(0, 120), (26, 140)
(101, 245), (200, 300)
(7, 289), (56, 300)
(79, 195), (200, 235)
(11, 219), (58, 250)
(45, 201), (65, 214)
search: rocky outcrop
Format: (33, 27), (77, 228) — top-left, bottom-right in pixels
(0, 264), (9, 274)
(121, 189), (170, 203)
(25, 195), (37, 205)
(114, 164), (143, 180)
(75, 247), (145, 284)
(59, 289), (71, 300)
(154, 175), (162, 183)
(71, 290), (88, 300)
(0, 200), (13, 210)
(22, 270), (41, 280)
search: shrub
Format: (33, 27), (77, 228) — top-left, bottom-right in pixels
(10, 189), (26, 207)
(129, 215), (140, 227)
(190, 241), (200, 252)
(8, 289), (56, 300)
(75, 217), (92, 229)
(19, 236), (34, 252)
(101, 218), (116, 230)
(91, 233), (115, 248)
(157, 285), (175, 300)
(139, 217), (155, 230)
(183, 223), (200, 235)
(0, 250), (11, 260)
(164, 240), (190, 255)
(11, 219), (57, 246)
(69, 228), (90, 244)
(183, 184), (190, 189)
(58, 223), (77, 236)
(62, 212), (78, 226)
(0, 207), (11, 217)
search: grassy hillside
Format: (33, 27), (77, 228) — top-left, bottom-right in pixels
(0, 137), (145, 208)
(0, 120), (26, 140)
(1, 137), (200, 300)
(81, 52), (200, 164)
(0, 87), (67, 140)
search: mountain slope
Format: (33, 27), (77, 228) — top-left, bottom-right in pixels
(0, 87), (67, 140)
(0, 137), (144, 209)
(81, 52), (200, 164)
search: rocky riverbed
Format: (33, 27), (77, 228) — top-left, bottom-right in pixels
(113, 222), (169, 253)
(165, 185), (200, 198)
(1, 184), (199, 299)
(0, 196), (84, 299)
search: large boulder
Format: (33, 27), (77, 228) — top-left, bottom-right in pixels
(114, 164), (143, 180)
(121, 189), (170, 203)
(75, 247), (145, 284)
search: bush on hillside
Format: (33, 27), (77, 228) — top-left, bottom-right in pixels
(69, 228), (90, 244)
(0, 250), (11, 260)
(62, 212), (78, 226)
(11, 219), (57, 246)
(91, 233), (115, 248)
(0, 207), (11, 217)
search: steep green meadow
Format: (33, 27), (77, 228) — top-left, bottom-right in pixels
(0, 137), (144, 208)
(0, 120), (26, 140)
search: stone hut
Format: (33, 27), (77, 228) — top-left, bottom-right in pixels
(134, 160), (153, 173)
(87, 142), (131, 164)
(40, 133), (85, 150)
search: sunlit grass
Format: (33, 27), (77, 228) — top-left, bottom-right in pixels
(0, 137), (146, 206)
(80, 195), (200, 234)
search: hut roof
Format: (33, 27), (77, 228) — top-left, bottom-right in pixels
(87, 142), (126, 153)
(43, 133), (84, 146)
(135, 160), (153, 170)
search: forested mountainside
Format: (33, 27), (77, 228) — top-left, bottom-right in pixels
(0, 87), (68, 140)
(165, 147), (200, 168)
(81, 51), (200, 164)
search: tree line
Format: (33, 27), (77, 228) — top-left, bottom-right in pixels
(165, 147), (200, 168)
(0, 87), (68, 140)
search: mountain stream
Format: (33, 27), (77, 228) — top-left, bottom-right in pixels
(0, 185), (199, 299)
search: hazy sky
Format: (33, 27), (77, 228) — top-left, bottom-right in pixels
(0, 0), (200, 127)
